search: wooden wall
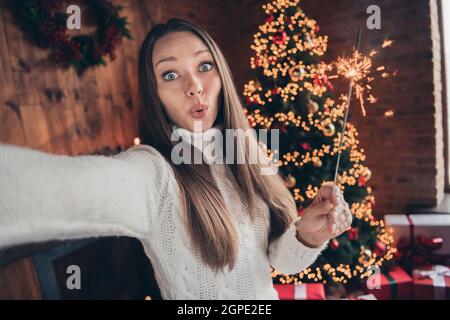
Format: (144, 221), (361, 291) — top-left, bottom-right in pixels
(0, 0), (230, 299)
(0, 0), (230, 155)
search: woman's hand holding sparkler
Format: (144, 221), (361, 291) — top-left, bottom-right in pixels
(296, 181), (353, 248)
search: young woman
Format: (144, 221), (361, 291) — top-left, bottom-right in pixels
(0, 19), (352, 299)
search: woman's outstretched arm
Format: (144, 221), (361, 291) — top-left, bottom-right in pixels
(0, 143), (171, 250)
(268, 217), (329, 275)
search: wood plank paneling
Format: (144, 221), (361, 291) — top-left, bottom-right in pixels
(0, 0), (232, 299)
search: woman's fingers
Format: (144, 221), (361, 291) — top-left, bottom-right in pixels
(316, 182), (341, 204)
(327, 210), (338, 233)
(308, 199), (335, 218)
(326, 201), (353, 237)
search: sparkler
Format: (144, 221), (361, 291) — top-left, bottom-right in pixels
(329, 33), (395, 198)
(331, 28), (362, 205)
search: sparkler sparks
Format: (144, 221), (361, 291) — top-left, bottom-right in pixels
(328, 39), (396, 117)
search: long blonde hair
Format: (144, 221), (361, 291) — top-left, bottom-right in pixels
(138, 18), (297, 272)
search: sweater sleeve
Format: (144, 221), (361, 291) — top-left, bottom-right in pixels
(0, 143), (172, 250)
(268, 216), (329, 275)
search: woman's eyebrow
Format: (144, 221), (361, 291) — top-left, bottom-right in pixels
(154, 49), (211, 69)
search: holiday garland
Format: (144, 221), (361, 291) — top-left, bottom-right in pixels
(9, 0), (132, 73)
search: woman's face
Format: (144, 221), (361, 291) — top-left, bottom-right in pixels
(152, 31), (222, 132)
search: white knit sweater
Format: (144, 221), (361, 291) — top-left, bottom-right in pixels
(0, 125), (328, 300)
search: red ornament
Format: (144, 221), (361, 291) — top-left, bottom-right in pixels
(297, 207), (304, 217)
(347, 227), (359, 241)
(265, 14), (275, 24)
(313, 74), (332, 90)
(358, 175), (366, 187)
(245, 96), (259, 107)
(301, 142), (312, 150)
(373, 240), (386, 256)
(272, 87), (281, 95)
(273, 30), (287, 45)
(314, 25), (320, 33)
(369, 198), (376, 207)
(330, 238), (340, 249)
(272, 122), (287, 134)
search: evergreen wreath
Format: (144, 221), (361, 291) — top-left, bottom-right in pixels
(9, 0), (132, 74)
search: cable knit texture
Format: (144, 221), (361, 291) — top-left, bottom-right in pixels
(0, 124), (328, 300)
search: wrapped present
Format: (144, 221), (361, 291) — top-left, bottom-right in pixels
(385, 214), (450, 256)
(365, 265), (413, 300)
(385, 214), (450, 272)
(350, 294), (377, 300)
(412, 264), (450, 300)
(337, 293), (378, 300)
(273, 283), (325, 300)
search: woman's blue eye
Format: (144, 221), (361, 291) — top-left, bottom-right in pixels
(163, 72), (177, 81)
(162, 61), (214, 81)
(200, 62), (213, 72)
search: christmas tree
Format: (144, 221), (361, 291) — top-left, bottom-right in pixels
(243, 0), (397, 288)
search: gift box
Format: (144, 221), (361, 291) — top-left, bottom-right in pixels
(336, 293), (377, 300)
(412, 264), (450, 300)
(384, 214), (450, 256)
(349, 293), (377, 300)
(273, 283), (325, 300)
(365, 265), (413, 300)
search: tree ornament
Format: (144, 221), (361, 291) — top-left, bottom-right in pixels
(265, 14), (275, 24)
(301, 142), (312, 150)
(358, 175), (366, 187)
(322, 122), (335, 136)
(362, 167), (372, 181)
(288, 64), (305, 82)
(373, 240), (387, 257)
(358, 247), (373, 264)
(307, 99), (319, 114)
(273, 30), (287, 45)
(272, 122), (287, 134)
(313, 73), (333, 90)
(348, 227), (359, 241)
(330, 238), (340, 249)
(272, 87), (282, 95)
(312, 157), (322, 168)
(284, 174), (296, 188)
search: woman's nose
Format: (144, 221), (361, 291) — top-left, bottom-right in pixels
(186, 75), (203, 97)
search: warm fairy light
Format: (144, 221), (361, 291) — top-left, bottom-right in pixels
(134, 137), (141, 145)
(384, 110), (394, 118)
